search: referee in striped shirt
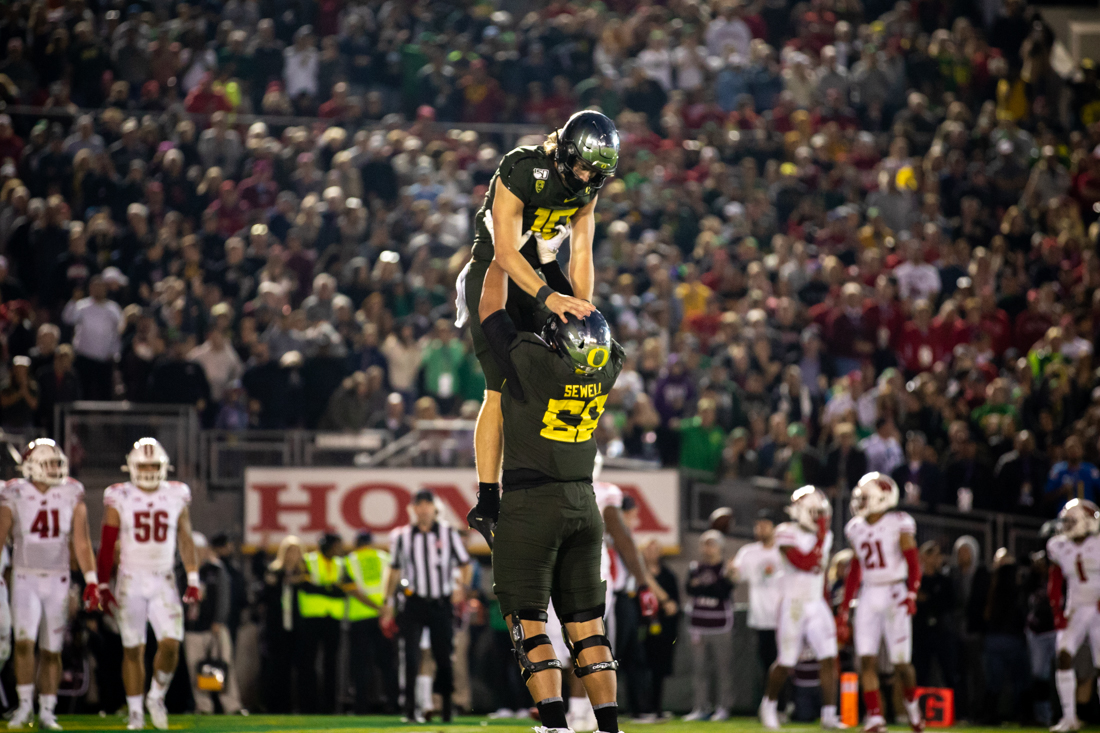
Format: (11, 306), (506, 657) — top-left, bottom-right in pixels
(381, 489), (472, 723)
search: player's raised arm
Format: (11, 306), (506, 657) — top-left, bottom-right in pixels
(492, 179), (594, 322)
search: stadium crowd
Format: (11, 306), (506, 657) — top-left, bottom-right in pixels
(0, 0), (1094, 722)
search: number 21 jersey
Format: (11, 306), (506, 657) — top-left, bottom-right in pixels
(1047, 533), (1100, 610)
(104, 481), (191, 573)
(2, 477), (84, 572)
(844, 511), (917, 585)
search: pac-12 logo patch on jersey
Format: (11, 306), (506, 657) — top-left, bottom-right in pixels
(534, 168), (548, 193)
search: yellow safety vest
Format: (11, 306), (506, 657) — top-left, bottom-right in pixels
(298, 551), (346, 620)
(346, 547), (390, 621)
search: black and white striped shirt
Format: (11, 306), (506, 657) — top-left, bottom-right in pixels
(390, 522), (470, 599)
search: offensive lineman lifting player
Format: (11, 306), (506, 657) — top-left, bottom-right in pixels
(459, 110), (619, 545)
(478, 258), (624, 733)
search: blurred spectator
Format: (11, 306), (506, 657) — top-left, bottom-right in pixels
(184, 533), (243, 715)
(683, 530), (734, 722)
(61, 275), (121, 401)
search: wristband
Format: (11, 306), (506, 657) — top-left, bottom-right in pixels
(84, 571), (98, 586)
(536, 285), (553, 305)
(187, 571), (200, 587)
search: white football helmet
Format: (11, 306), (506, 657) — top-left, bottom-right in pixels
(851, 472), (900, 518)
(1059, 499), (1100, 540)
(787, 485), (832, 532)
(125, 438), (171, 490)
(22, 439), (68, 486)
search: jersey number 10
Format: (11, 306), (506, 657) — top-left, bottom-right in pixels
(30, 509), (60, 539)
(134, 510), (169, 543)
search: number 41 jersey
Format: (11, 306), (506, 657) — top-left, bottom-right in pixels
(501, 334), (624, 484)
(845, 511), (917, 585)
(104, 481), (191, 574)
(2, 478), (84, 572)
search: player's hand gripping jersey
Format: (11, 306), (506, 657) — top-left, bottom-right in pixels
(2, 477), (84, 572)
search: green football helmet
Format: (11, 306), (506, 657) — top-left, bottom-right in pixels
(542, 310), (613, 374)
(554, 110), (619, 195)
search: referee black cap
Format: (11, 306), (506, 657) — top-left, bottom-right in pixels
(413, 489), (435, 504)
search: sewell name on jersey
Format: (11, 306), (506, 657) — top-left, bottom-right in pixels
(564, 383), (603, 399)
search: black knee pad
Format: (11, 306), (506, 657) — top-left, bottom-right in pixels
(560, 606), (617, 678)
(509, 610), (563, 682)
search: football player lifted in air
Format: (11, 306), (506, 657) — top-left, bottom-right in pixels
(457, 111), (619, 548)
(760, 486), (842, 730)
(95, 439), (201, 730)
(0, 440), (96, 730)
(836, 472), (923, 733)
(1046, 499), (1100, 733)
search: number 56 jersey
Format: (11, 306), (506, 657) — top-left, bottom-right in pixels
(104, 481), (191, 574)
(2, 477), (84, 572)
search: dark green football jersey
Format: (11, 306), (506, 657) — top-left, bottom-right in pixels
(471, 146), (597, 268)
(500, 333), (623, 484)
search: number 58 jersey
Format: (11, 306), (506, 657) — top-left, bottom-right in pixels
(499, 334), (624, 483)
(104, 481), (191, 574)
(2, 478), (84, 572)
(1048, 534), (1100, 610)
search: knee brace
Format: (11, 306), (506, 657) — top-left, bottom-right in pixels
(560, 605), (618, 678)
(509, 610), (563, 682)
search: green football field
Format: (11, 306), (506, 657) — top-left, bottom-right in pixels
(40, 716), (1053, 732)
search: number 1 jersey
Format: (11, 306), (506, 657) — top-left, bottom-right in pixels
(844, 511), (917, 585)
(104, 481), (191, 574)
(2, 478), (84, 572)
(1047, 533), (1100, 610)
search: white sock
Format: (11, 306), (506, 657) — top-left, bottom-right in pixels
(39, 694), (57, 715)
(1057, 669), (1077, 722)
(149, 670), (173, 699)
(570, 695), (593, 718)
(15, 684), (32, 710)
(127, 695), (144, 717)
(763, 698), (778, 715)
(822, 704), (838, 725)
(416, 674), (432, 712)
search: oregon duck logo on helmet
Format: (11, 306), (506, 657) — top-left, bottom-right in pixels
(542, 310), (613, 375)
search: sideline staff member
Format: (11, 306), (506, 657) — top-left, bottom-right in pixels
(381, 490), (471, 723)
(479, 261), (625, 733)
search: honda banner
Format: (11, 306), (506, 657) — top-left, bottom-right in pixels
(245, 467), (680, 552)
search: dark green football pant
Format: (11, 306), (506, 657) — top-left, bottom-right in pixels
(492, 481), (606, 619)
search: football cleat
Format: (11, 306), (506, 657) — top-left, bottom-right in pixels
(467, 506), (496, 549)
(904, 698), (925, 732)
(37, 711), (61, 731)
(6, 707), (32, 729)
(1050, 717), (1082, 733)
(125, 710), (144, 730)
(145, 694), (168, 730)
(862, 717), (888, 733)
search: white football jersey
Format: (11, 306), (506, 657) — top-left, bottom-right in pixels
(104, 481), (191, 574)
(594, 481), (623, 584)
(1047, 534), (1100, 609)
(2, 477), (84, 572)
(774, 521), (832, 601)
(845, 511), (917, 585)
(731, 541), (784, 629)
